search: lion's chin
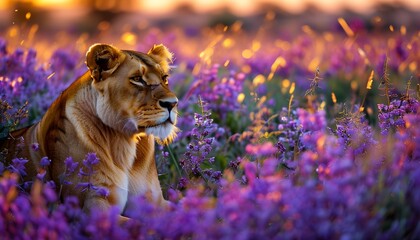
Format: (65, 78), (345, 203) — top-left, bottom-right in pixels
(144, 122), (179, 145)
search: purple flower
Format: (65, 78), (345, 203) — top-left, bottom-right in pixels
(84, 152), (100, 166)
(260, 158), (278, 177)
(378, 99), (419, 135)
(178, 177), (188, 189)
(180, 100), (221, 184)
(36, 171), (47, 180)
(228, 157), (242, 172)
(334, 108), (376, 155)
(31, 143), (40, 151)
(39, 157), (51, 167)
(297, 108), (326, 132)
(64, 157), (79, 174)
(43, 183), (58, 202)
(78, 153), (99, 177)
(243, 161), (258, 184)
(10, 158), (28, 176)
(95, 187), (110, 197)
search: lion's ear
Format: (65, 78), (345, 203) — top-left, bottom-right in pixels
(86, 44), (125, 81)
(147, 44), (173, 72)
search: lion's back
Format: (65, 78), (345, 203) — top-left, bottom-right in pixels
(0, 125), (38, 176)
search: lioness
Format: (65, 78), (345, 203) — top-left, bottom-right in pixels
(0, 43), (178, 217)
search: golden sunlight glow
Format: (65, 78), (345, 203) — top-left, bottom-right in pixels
(241, 65), (251, 74)
(237, 93), (245, 103)
(47, 72), (55, 80)
(223, 38), (234, 48)
(331, 92), (337, 104)
(400, 26), (407, 35)
(366, 70), (374, 90)
(224, 60), (230, 67)
(8, 26), (19, 37)
(1, 0), (418, 14)
(389, 25), (395, 32)
(338, 18), (355, 37)
(272, 57), (286, 70)
(121, 32), (137, 45)
(252, 74), (266, 87)
(357, 48), (370, 65)
(409, 62), (417, 72)
(319, 101), (326, 110)
(282, 79), (291, 89)
(316, 134), (326, 149)
(289, 82), (295, 95)
(351, 81), (358, 91)
(251, 40), (261, 52)
(33, 0), (74, 8)
(308, 57), (320, 72)
(242, 49), (253, 59)
(268, 57), (286, 81)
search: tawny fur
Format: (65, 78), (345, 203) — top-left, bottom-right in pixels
(0, 44), (178, 218)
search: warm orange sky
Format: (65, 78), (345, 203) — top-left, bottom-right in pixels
(139, 0), (420, 15)
(1, 0), (419, 15)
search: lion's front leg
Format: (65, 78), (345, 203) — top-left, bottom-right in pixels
(83, 194), (113, 213)
(81, 170), (130, 216)
(124, 135), (168, 211)
(83, 194), (132, 225)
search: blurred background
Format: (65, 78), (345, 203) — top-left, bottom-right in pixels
(0, 0), (419, 34)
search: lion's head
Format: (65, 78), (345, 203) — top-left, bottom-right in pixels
(85, 44), (178, 144)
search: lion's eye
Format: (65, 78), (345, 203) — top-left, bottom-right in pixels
(162, 75), (169, 85)
(130, 76), (146, 87)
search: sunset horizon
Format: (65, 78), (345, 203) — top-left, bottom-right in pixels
(1, 0), (420, 15)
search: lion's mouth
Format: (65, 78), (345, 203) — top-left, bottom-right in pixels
(137, 118), (178, 145)
(140, 118), (173, 129)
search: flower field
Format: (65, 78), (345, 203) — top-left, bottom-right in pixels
(1, 14), (420, 239)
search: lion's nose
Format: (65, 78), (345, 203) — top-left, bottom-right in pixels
(159, 98), (178, 112)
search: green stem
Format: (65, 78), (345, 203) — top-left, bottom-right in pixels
(166, 145), (183, 177)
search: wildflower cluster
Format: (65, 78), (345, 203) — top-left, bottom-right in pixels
(0, 38), (82, 127)
(76, 153), (109, 197)
(184, 64), (246, 121)
(179, 99), (222, 185)
(378, 98), (419, 135)
(0, 97), (28, 138)
(334, 106), (376, 155)
(276, 108), (301, 164)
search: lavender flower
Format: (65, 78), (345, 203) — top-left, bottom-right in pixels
(58, 157), (79, 194)
(9, 158), (28, 176)
(76, 153), (107, 196)
(182, 64), (246, 122)
(297, 108), (326, 132)
(378, 99), (419, 135)
(31, 143), (39, 151)
(334, 106), (376, 155)
(64, 156), (79, 174)
(277, 108), (302, 164)
(95, 187), (110, 197)
(78, 153), (99, 177)
(179, 99), (222, 184)
(39, 156), (51, 168)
